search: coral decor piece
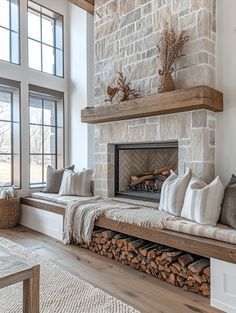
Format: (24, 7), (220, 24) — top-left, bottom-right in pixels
(105, 72), (140, 103)
(157, 23), (189, 93)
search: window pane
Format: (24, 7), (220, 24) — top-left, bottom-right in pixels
(11, 0), (19, 32)
(30, 125), (42, 153)
(57, 127), (63, 155)
(0, 27), (10, 61)
(56, 49), (63, 77)
(0, 155), (11, 185)
(42, 44), (54, 74)
(0, 121), (11, 153)
(28, 39), (41, 70)
(11, 31), (19, 64)
(55, 19), (62, 49)
(28, 9), (41, 40)
(30, 97), (42, 124)
(30, 155), (42, 184)
(13, 122), (20, 153)
(44, 126), (55, 154)
(0, 0), (10, 28)
(44, 100), (55, 125)
(42, 15), (54, 46)
(44, 155), (55, 182)
(0, 92), (11, 120)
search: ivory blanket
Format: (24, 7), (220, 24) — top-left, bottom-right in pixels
(63, 196), (175, 244)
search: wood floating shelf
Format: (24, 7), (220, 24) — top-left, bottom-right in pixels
(81, 86), (223, 124)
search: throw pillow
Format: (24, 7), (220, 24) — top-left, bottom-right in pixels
(181, 176), (225, 226)
(59, 169), (94, 196)
(220, 174), (236, 229)
(159, 168), (192, 216)
(43, 165), (74, 193)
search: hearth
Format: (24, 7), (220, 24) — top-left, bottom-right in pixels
(114, 142), (178, 202)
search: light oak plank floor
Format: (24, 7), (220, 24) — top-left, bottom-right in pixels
(0, 226), (224, 313)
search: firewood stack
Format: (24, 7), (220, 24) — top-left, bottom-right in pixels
(129, 167), (171, 192)
(80, 228), (210, 297)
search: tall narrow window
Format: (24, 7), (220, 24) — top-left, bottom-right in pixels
(29, 89), (64, 187)
(27, 1), (63, 77)
(0, 82), (20, 187)
(0, 0), (20, 64)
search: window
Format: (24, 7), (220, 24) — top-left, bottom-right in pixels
(27, 1), (63, 77)
(0, 0), (19, 64)
(29, 90), (64, 187)
(0, 82), (20, 187)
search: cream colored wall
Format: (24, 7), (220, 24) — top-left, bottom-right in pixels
(216, 0), (236, 185)
(68, 4), (95, 171)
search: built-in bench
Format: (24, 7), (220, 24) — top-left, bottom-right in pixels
(20, 197), (236, 264)
(20, 196), (236, 311)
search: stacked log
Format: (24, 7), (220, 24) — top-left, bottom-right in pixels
(79, 228), (210, 297)
(129, 167), (171, 192)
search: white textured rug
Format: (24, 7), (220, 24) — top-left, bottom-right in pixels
(0, 238), (140, 313)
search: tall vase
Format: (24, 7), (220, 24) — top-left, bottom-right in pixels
(158, 69), (176, 93)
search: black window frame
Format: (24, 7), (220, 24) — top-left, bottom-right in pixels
(0, 81), (21, 188)
(27, 0), (64, 77)
(0, 0), (20, 64)
(29, 91), (64, 188)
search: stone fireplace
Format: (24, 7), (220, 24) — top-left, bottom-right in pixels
(94, 109), (215, 197)
(93, 0), (217, 198)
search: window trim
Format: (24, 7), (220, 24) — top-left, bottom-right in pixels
(27, 0), (64, 78)
(0, 80), (21, 188)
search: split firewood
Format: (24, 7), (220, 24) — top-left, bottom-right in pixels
(128, 239), (146, 251)
(188, 259), (210, 274)
(79, 228), (210, 297)
(178, 254), (195, 267)
(102, 230), (117, 241)
(139, 243), (157, 256)
(203, 266), (210, 277)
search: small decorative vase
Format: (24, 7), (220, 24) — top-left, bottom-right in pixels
(158, 69), (176, 93)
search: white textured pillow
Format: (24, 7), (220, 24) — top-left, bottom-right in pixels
(181, 176), (225, 226)
(59, 169), (93, 196)
(159, 168), (192, 216)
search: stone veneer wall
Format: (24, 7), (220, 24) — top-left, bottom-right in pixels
(94, 0), (216, 197)
(95, 110), (215, 197)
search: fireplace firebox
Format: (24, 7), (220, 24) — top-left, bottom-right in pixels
(114, 142), (178, 202)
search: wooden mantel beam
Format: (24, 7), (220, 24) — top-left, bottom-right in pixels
(69, 0), (94, 15)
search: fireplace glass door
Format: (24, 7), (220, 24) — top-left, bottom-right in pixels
(115, 142), (178, 202)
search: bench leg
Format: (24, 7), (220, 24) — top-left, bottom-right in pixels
(23, 265), (40, 313)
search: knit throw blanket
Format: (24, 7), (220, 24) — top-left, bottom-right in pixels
(63, 196), (175, 244)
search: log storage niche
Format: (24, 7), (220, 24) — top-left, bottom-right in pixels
(80, 228), (211, 297)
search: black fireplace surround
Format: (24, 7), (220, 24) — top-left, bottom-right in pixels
(114, 141), (178, 202)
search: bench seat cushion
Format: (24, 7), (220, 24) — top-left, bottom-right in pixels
(31, 192), (92, 205)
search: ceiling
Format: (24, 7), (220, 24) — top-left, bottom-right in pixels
(69, 0), (94, 15)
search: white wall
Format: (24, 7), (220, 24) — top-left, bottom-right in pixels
(68, 4), (95, 171)
(216, 0), (236, 185)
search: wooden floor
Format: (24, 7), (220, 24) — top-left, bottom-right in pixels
(0, 226), (224, 313)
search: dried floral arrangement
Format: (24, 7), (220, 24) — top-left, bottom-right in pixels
(157, 23), (189, 93)
(106, 72), (140, 103)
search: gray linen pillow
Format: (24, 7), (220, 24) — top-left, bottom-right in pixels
(220, 174), (236, 228)
(43, 165), (74, 193)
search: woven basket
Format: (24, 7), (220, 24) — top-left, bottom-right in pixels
(0, 197), (21, 229)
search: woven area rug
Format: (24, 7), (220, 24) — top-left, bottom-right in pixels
(0, 237), (140, 313)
